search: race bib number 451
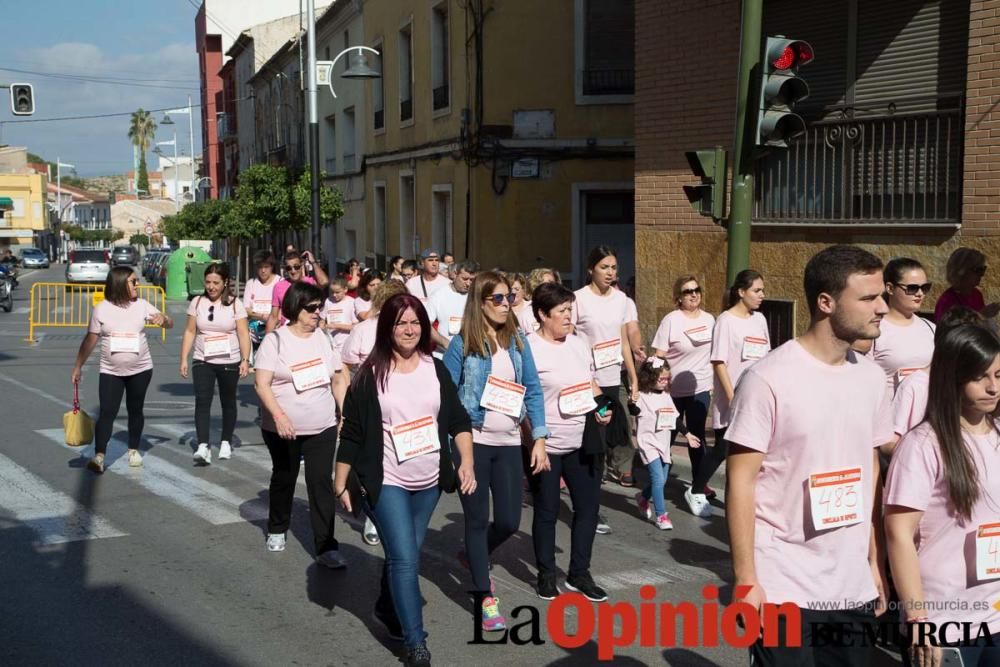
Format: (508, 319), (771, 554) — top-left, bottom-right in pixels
(808, 467), (863, 531)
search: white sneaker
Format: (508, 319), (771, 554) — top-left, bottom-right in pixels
(218, 441), (232, 460)
(363, 517), (381, 546)
(193, 443), (212, 464)
(316, 549), (348, 569)
(684, 488), (712, 518)
(266, 533), (286, 552)
(127, 450), (143, 467)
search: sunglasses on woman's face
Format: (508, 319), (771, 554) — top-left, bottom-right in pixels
(302, 302), (323, 314)
(681, 287), (702, 296)
(486, 293), (516, 306)
(895, 282), (933, 296)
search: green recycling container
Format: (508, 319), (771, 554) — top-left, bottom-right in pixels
(186, 261), (212, 297)
(165, 247), (212, 300)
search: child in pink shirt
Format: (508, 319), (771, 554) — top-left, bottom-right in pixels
(633, 358), (700, 530)
(323, 278), (357, 352)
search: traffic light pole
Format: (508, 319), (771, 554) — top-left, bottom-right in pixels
(726, 0), (764, 286)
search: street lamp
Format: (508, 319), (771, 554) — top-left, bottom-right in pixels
(163, 95), (196, 191)
(55, 158), (74, 261)
(155, 131), (179, 214)
(307, 18), (381, 268)
(193, 176), (212, 202)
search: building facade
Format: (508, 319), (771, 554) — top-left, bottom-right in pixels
(635, 0), (993, 341)
(0, 169), (49, 251)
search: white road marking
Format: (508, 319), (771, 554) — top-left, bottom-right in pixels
(0, 452), (127, 544)
(37, 429), (268, 526)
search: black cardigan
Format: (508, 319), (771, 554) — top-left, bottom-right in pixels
(336, 357), (472, 506)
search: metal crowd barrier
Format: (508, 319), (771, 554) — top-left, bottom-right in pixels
(25, 282), (168, 343)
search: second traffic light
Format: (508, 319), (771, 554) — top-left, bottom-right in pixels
(683, 146), (727, 222)
(756, 37), (813, 148)
(10, 83), (34, 116)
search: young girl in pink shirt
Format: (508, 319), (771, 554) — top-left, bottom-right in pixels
(634, 357), (700, 530)
(886, 323), (1000, 666)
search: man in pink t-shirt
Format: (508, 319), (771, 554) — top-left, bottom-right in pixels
(726, 245), (894, 664)
(265, 250), (328, 333)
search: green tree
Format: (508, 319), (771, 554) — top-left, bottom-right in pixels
(291, 167), (344, 230)
(130, 233), (150, 249)
(128, 109), (157, 194)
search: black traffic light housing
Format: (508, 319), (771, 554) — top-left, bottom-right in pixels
(10, 83), (34, 116)
(683, 146), (728, 221)
(756, 37), (813, 148)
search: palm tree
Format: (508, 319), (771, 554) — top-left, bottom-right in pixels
(128, 109), (157, 196)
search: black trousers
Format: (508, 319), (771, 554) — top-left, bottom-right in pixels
(670, 391), (709, 484)
(192, 360), (239, 444)
(692, 427), (729, 491)
(459, 444), (523, 594)
(750, 603), (877, 667)
(530, 447), (601, 578)
(95, 370), (153, 455)
(600, 384), (635, 476)
(263, 426), (339, 556)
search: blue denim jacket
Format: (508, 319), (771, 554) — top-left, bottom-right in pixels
(442, 332), (550, 440)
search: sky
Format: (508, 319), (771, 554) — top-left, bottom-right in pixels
(0, 0), (204, 177)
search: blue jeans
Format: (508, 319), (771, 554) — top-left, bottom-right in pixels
(367, 484), (441, 648)
(641, 459), (671, 517)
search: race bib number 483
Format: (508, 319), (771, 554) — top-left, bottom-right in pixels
(479, 375), (526, 418)
(808, 467), (863, 531)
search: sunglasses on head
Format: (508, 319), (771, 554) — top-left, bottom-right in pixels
(285, 263), (302, 272)
(681, 287), (702, 296)
(486, 293), (516, 306)
(302, 302), (323, 314)
(895, 282), (933, 296)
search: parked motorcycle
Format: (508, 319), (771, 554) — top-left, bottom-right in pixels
(0, 270), (12, 312)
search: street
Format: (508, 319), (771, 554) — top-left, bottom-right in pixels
(0, 267), (900, 667)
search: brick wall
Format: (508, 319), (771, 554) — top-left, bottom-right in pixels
(962, 0), (1000, 236)
(634, 0), (739, 233)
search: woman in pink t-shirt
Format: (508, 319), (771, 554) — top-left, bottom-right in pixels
(935, 247), (1000, 321)
(526, 282), (610, 602)
(71, 267), (174, 473)
(354, 270), (384, 321)
(254, 281), (348, 568)
(872, 258), (936, 394)
(335, 294), (475, 664)
(180, 263), (250, 464)
(886, 323), (1000, 666)
(651, 274), (715, 495)
(689, 269), (770, 517)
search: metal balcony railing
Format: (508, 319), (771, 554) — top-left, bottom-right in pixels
(582, 68), (634, 95)
(754, 107), (964, 226)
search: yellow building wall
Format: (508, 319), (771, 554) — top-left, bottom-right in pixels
(0, 172), (49, 246)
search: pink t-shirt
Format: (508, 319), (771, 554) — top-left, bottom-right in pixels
(725, 340), (893, 609)
(354, 297), (373, 319)
(473, 347), (522, 447)
(380, 355), (442, 491)
(885, 422), (1000, 635)
(516, 302), (538, 335)
(341, 318), (378, 367)
(253, 326), (341, 436)
(88, 298), (161, 377)
(243, 277), (279, 318)
(635, 390), (677, 465)
(710, 310), (771, 429)
(869, 315), (935, 394)
(271, 277), (318, 324)
(571, 286), (638, 387)
(187, 296), (248, 364)
(650, 309), (715, 398)
(324, 295), (357, 352)
(934, 287), (985, 321)
(405, 273), (451, 302)
(892, 368), (929, 436)
(528, 333), (595, 455)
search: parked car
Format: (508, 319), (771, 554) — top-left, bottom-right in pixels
(18, 247), (49, 268)
(141, 250), (162, 280)
(65, 249), (111, 285)
(111, 245), (139, 267)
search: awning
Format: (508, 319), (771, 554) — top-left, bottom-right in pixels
(0, 197), (12, 210)
(0, 229), (32, 238)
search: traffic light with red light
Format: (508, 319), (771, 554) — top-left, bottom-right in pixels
(683, 146), (728, 221)
(756, 37), (813, 148)
(10, 83), (34, 116)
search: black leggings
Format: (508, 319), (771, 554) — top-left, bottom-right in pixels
(692, 427), (729, 491)
(671, 391), (709, 483)
(459, 444), (523, 594)
(531, 447), (601, 578)
(192, 360), (239, 444)
(95, 370), (153, 455)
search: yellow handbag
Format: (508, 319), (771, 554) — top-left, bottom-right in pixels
(64, 381), (94, 447)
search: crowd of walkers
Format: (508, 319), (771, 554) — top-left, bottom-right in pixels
(68, 243), (1000, 666)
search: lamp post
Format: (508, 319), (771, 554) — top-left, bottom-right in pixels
(56, 159), (74, 261)
(163, 96), (196, 196)
(308, 35), (381, 271)
(155, 134), (179, 214)
(193, 177), (212, 202)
